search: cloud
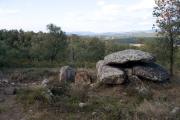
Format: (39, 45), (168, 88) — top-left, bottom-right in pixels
(62, 0), (155, 32)
(128, 0), (155, 12)
(0, 8), (19, 15)
(97, 0), (105, 6)
(0, 0), (155, 32)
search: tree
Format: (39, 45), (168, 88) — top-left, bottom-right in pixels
(87, 37), (105, 61)
(153, 0), (180, 76)
(46, 23), (67, 61)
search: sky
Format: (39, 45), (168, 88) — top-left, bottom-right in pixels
(0, 0), (156, 33)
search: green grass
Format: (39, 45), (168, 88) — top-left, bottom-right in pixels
(0, 106), (7, 113)
(16, 87), (51, 107)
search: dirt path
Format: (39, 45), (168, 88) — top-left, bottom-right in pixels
(0, 95), (26, 120)
(0, 81), (41, 120)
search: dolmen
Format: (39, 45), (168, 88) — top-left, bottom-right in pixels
(96, 49), (170, 85)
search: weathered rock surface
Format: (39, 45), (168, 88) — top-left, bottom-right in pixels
(59, 66), (76, 82)
(104, 49), (155, 65)
(133, 63), (170, 82)
(3, 87), (16, 95)
(97, 64), (125, 85)
(41, 78), (49, 87)
(96, 49), (169, 83)
(96, 60), (105, 78)
(75, 70), (92, 85)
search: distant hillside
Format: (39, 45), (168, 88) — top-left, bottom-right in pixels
(67, 30), (157, 39)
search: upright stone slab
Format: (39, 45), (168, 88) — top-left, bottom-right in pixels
(96, 60), (105, 78)
(96, 60), (125, 85)
(59, 66), (76, 82)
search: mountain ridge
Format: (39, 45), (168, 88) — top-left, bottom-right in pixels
(67, 30), (156, 38)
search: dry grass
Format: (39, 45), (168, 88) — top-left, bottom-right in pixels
(1, 69), (180, 120)
(136, 100), (169, 117)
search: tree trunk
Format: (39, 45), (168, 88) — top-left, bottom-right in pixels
(169, 31), (174, 76)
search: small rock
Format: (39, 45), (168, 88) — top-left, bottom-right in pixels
(119, 99), (126, 103)
(122, 92), (127, 96)
(136, 87), (149, 94)
(79, 102), (88, 108)
(0, 96), (5, 102)
(41, 79), (49, 87)
(11, 82), (15, 85)
(4, 87), (16, 95)
(92, 112), (97, 116)
(171, 107), (180, 114)
(32, 82), (36, 85)
(3, 79), (9, 83)
(136, 86), (152, 99)
(29, 109), (33, 113)
(47, 89), (53, 96)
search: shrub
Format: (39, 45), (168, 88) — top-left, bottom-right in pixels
(47, 80), (70, 96)
(69, 84), (89, 102)
(0, 106), (7, 113)
(16, 87), (51, 106)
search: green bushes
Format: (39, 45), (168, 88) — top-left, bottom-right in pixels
(0, 27), (132, 68)
(0, 25), (67, 68)
(0, 106), (7, 113)
(142, 38), (180, 71)
(47, 80), (70, 96)
(16, 87), (52, 106)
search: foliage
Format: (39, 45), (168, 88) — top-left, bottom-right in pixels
(0, 24), (67, 67)
(1, 24), (179, 70)
(16, 87), (52, 106)
(142, 38), (170, 66)
(104, 40), (133, 55)
(67, 35), (105, 66)
(0, 26), (104, 68)
(153, 0), (180, 75)
(47, 80), (70, 96)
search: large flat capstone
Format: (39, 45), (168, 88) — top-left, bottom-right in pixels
(104, 49), (155, 65)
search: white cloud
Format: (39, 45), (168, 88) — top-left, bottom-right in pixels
(63, 0), (155, 32)
(63, 0), (154, 32)
(128, 0), (155, 12)
(97, 0), (105, 6)
(0, 8), (19, 15)
(0, 0), (156, 32)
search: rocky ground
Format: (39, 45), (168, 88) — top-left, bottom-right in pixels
(0, 68), (180, 120)
(0, 50), (179, 120)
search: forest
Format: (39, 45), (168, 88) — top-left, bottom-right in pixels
(0, 24), (180, 70)
(0, 24), (133, 68)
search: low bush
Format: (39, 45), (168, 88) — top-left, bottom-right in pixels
(16, 87), (51, 106)
(0, 106), (7, 113)
(47, 80), (70, 96)
(70, 84), (89, 102)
